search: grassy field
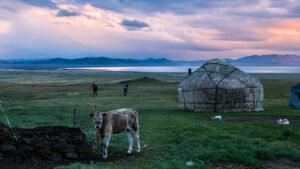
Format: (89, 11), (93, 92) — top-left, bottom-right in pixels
(0, 69), (300, 169)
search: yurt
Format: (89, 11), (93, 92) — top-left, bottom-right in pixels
(178, 59), (264, 112)
(290, 83), (300, 108)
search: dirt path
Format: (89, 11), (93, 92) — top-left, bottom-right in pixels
(208, 159), (300, 169)
(201, 116), (300, 123)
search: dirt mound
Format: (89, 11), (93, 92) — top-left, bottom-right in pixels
(0, 123), (96, 169)
(0, 160), (74, 169)
(200, 116), (300, 123)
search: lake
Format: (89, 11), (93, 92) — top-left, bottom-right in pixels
(66, 66), (300, 73)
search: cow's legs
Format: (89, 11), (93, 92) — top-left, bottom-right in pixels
(126, 129), (133, 154)
(96, 132), (99, 153)
(101, 133), (111, 159)
(131, 129), (141, 152)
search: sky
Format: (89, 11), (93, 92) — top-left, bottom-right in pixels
(0, 0), (300, 60)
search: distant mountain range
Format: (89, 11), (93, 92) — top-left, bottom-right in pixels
(229, 54), (300, 65)
(0, 54), (300, 67)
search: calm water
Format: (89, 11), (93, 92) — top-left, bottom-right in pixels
(66, 66), (300, 73)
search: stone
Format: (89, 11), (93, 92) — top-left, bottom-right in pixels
(40, 147), (52, 155)
(0, 145), (16, 151)
(80, 152), (96, 159)
(21, 145), (34, 152)
(0, 153), (3, 161)
(23, 138), (33, 145)
(52, 152), (62, 161)
(66, 153), (79, 159)
(76, 144), (92, 153)
(60, 145), (75, 153)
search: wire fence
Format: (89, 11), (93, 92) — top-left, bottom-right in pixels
(0, 102), (97, 144)
(0, 102), (18, 141)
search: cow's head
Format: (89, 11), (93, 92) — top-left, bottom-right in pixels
(89, 105), (103, 129)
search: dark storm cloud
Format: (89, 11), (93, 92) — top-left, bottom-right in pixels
(18, 0), (57, 9)
(56, 10), (80, 17)
(121, 19), (149, 31)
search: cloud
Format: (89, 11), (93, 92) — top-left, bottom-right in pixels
(18, 0), (57, 9)
(83, 0), (261, 15)
(269, 0), (291, 8)
(121, 19), (149, 31)
(56, 9), (80, 17)
(2, 0), (300, 60)
(0, 21), (11, 35)
(213, 26), (270, 42)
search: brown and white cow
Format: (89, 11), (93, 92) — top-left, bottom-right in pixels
(89, 105), (140, 159)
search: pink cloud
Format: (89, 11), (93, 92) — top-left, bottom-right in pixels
(1, 0), (300, 60)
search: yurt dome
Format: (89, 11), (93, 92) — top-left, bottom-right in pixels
(178, 59), (264, 112)
(290, 83), (300, 108)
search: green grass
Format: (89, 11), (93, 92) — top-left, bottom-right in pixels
(0, 69), (299, 169)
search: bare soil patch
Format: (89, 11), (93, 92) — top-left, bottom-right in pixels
(208, 159), (300, 169)
(201, 116), (300, 123)
(207, 161), (262, 169)
(263, 158), (300, 169)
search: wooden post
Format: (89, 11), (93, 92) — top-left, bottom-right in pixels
(96, 132), (99, 153)
(73, 108), (76, 127)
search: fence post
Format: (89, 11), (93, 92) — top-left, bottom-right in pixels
(73, 108), (76, 127)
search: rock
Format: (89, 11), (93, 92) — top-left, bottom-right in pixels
(21, 145), (34, 152)
(66, 153), (78, 159)
(31, 157), (39, 163)
(76, 143), (92, 153)
(0, 153), (3, 161)
(0, 145), (16, 151)
(23, 138), (32, 145)
(186, 161), (194, 166)
(60, 145), (75, 153)
(79, 152), (96, 159)
(41, 147), (52, 155)
(52, 142), (67, 151)
(52, 152), (62, 161)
